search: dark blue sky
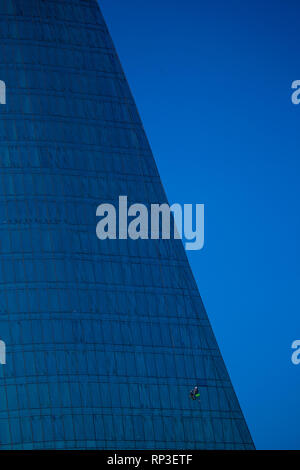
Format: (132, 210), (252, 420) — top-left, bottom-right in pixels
(99, 0), (300, 449)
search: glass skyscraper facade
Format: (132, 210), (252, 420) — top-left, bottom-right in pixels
(0, 0), (254, 449)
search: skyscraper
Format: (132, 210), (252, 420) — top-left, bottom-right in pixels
(0, 0), (254, 449)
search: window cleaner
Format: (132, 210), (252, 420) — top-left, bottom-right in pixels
(190, 386), (200, 400)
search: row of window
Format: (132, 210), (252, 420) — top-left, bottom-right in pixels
(0, 18), (109, 48)
(0, 68), (131, 101)
(0, 413), (251, 448)
(0, 287), (205, 320)
(0, 257), (195, 291)
(0, 174), (164, 204)
(1, 349), (227, 382)
(0, 44), (120, 74)
(0, 147), (157, 178)
(0, 0), (103, 27)
(0, 230), (186, 266)
(0, 382), (238, 414)
(0, 442), (253, 450)
(5, 93), (141, 124)
(0, 317), (217, 350)
(0, 118), (148, 150)
(0, 68), (132, 100)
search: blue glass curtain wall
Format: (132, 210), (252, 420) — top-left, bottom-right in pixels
(0, 0), (253, 449)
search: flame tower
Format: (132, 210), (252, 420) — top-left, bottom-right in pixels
(0, 0), (253, 449)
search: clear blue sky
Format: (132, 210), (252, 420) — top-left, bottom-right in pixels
(99, 0), (300, 449)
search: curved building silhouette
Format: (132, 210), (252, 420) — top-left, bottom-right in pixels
(0, 0), (254, 449)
